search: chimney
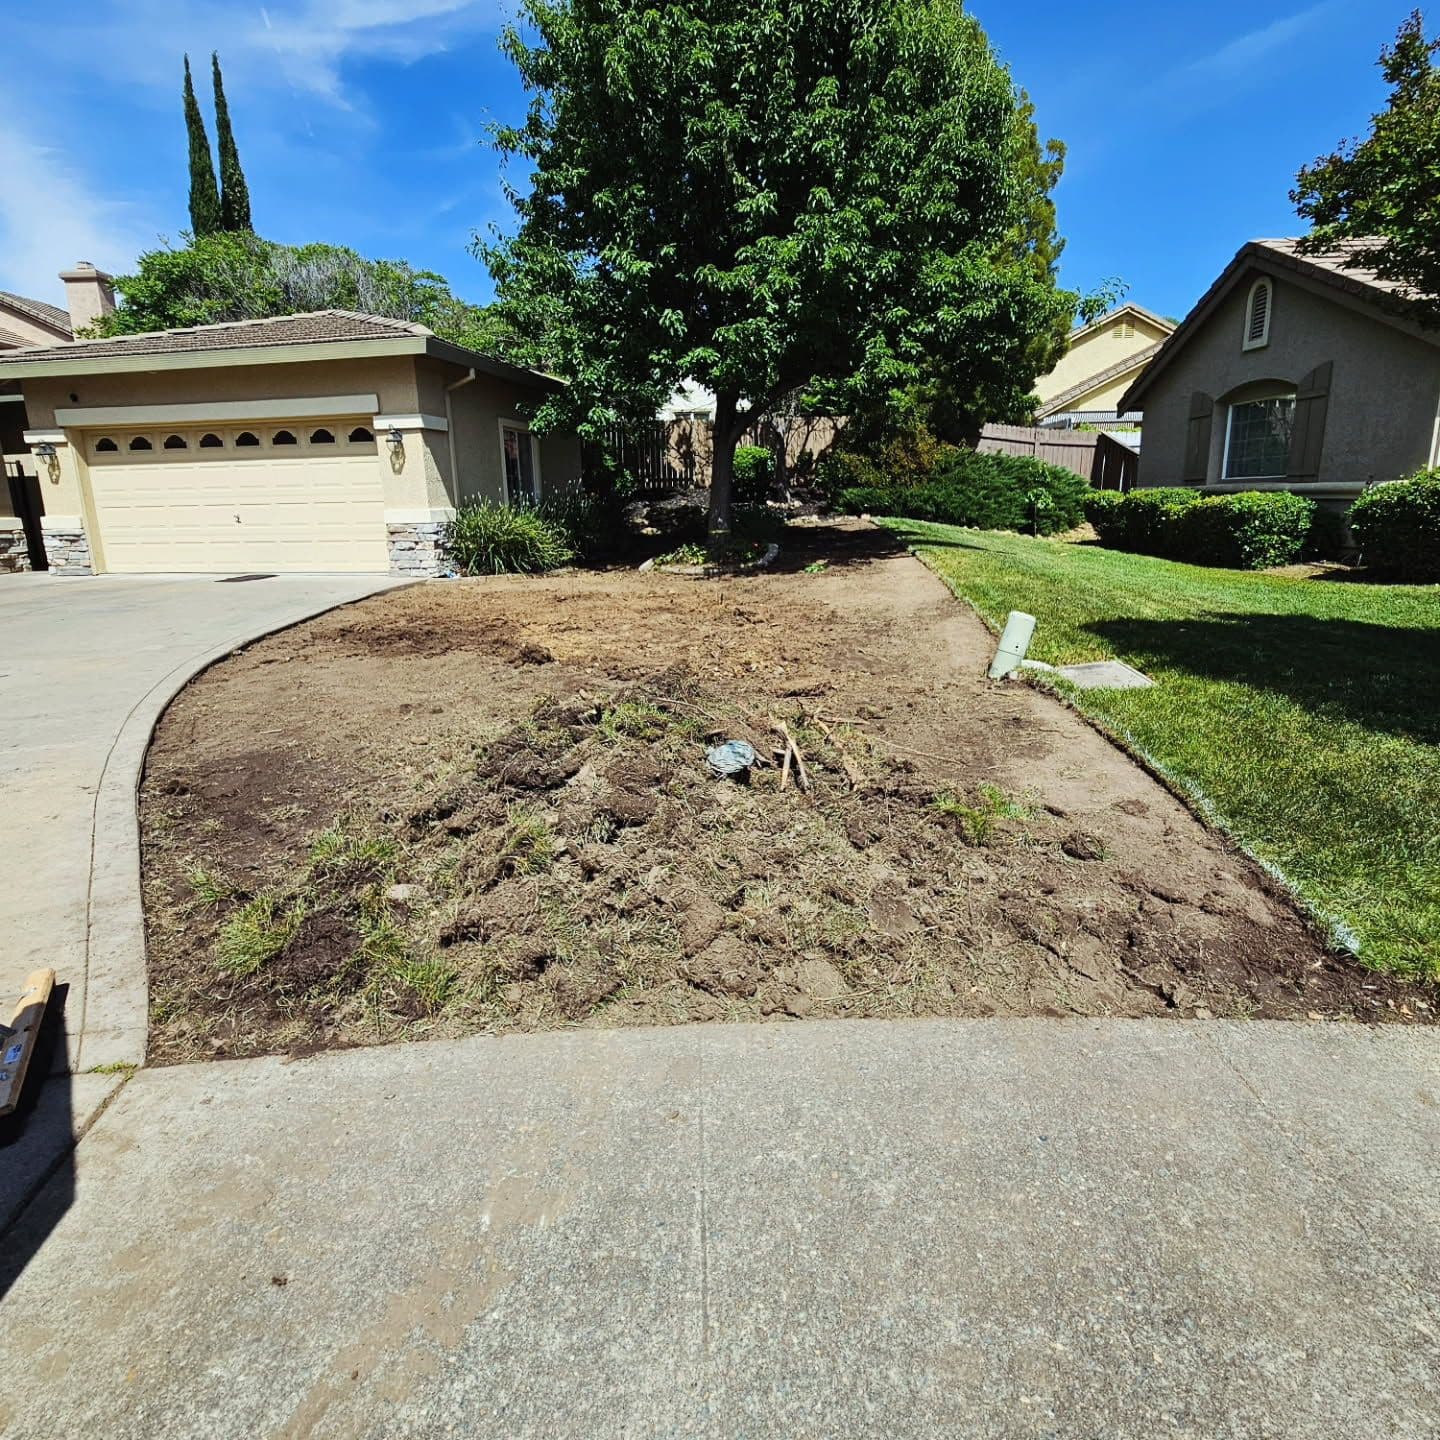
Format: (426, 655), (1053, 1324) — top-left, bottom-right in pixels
(58, 261), (116, 335)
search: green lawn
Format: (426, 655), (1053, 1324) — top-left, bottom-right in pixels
(885, 521), (1440, 980)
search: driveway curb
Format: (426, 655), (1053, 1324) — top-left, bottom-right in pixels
(70, 578), (413, 1072)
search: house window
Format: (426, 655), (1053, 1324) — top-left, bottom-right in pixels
(347, 426), (374, 444)
(310, 428), (335, 445)
(235, 431), (260, 448)
(94, 437), (118, 453)
(163, 434), (188, 450)
(1243, 279), (1273, 350)
(272, 429), (298, 446)
(198, 432), (224, 448)
(1224, 394), (1295, 479)
(500, 422), (538, 505)
(128, 435), (153, 451)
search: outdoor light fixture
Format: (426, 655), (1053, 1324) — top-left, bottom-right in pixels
(32, 441), (60, 483)
(386, 426), (405, 455)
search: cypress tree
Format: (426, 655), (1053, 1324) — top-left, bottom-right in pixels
(183, 56), (222, 237)
(212, 53), (253, 233)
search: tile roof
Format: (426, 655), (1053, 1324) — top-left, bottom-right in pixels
(0, 290), (73, 338)
(0, 309), (431, 366)
(1252, 237), (1416, 300)
(0, 326), (31, 349)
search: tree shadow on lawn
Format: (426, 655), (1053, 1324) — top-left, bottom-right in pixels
(1087, 613), (1440, 746)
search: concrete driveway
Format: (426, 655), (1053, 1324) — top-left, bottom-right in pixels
(0, 571), (406, 1072)
(2, 1018), (1437, 1438)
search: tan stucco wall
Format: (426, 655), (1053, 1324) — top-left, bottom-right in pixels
(445, 369), (582, 505)
(1062, 367), (1148, 414)
(1035, 311), (1171, 405)
(1136, 270), (1440, 491)
(0, 304), (69, 348)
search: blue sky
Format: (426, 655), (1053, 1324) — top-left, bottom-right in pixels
(0, 0), (1401, 325)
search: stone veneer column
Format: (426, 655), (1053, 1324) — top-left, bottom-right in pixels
(375, 411), (458, 578)
(0, 522), (32, 573)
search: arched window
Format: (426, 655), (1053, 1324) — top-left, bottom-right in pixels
(347, 426), (374, 444)
(309, 428), (335, 445)
(235, 431), (261, 448)
(198, 432), (224, 449)
(1243, 279), (1273, 351)
(95, 437), (118, 453)
(163, 434), (188, 450)
(128, 435), (153, 451)
(272, 429), (298, 446)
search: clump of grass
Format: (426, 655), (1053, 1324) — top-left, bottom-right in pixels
(217, 894), (304, 977)
(308, 824), (398, 873)
(393, 957), (460, 1014)
(185, 864), (233, 904)
(498, 804), (558, 875)
(931, 784), (1031, 847)
(600, 700), (669, 743)
(446, 500), (575, 575)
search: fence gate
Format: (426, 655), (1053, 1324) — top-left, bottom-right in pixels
(583, 422), (694, 494)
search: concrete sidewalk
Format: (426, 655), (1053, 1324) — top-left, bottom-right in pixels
(2, 1018), (1437, 1437)
(0, 571), (404, 1071)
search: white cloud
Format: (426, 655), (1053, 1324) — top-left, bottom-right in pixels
(1179, 2), (1340, 83)
(0, 116), (157, 302)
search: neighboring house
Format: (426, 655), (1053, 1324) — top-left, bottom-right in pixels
(1119, 238), (1440, 519)
(1034, 304), (1176, 427)
(0, 290), (579, 576)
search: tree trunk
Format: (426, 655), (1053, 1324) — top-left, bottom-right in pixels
(707, 389), (741, 549)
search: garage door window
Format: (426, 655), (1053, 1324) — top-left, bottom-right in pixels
(87, 423), (382, 461)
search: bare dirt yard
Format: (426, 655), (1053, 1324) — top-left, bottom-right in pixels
(140, 521), (1421, 1063)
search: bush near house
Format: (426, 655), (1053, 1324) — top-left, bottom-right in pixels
(836, 449), (1089, 536)
(1350, 469), (1440, 580)
(1178, 492), (1317, 570)
(1090, 488), (1313, 569)
(446, 501), (575, 574)
(1082, 489), (1124, 531)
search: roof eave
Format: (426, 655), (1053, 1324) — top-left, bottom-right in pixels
(0, 335), (430, 380)
(423, 336), (565, 391)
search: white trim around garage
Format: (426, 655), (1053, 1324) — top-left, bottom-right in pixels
(372, 413), (449, 432)
(54, 395), (381, 427)
(22, 429), (68, 445)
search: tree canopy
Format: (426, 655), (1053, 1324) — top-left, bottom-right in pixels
(92, 232), (529, 359)
(1293, 11), (1440, 323)
(482, 0), (1084, 538)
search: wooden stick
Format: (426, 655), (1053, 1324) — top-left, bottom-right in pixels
(0, 968), (55, 1118)
(772, 718), (810, 792)
(780, 738), (794, 791)
(813, 715), (866, 791)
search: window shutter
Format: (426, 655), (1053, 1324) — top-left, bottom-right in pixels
(1287, 361), (1332, 480)
(1183, 391), (1213, 483)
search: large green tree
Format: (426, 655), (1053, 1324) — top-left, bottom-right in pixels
(92, 232), (533, 358)
(1293, 11), (1440, 323)
(212, 53), (253, 233)
(482, 0), (1081, 540)
(183, 56), (222, 238)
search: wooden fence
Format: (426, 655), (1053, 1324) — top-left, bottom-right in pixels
(978, 423), (1138, 492)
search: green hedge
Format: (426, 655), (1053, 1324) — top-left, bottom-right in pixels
(1350, 470), (1440, 581)
(837, 449), (1089, 536)
(1082, 490), (1124, 531)
(1178, 491), (1316, 569)
(731, 444), (774, 506)
(1088, 488), (1315, 569)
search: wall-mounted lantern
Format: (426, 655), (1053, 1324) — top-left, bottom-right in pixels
(32, 440), (59, 483)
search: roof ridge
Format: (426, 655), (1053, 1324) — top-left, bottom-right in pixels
(0, 290), (74, 336)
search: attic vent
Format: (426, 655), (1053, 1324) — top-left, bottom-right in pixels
(1115, 319), (1135, 339)
(1243, 280), (1272, 350)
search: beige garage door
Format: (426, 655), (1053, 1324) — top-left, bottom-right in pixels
(83, 422), (389, 573)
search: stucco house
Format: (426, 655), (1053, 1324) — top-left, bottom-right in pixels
(1120, 238), (1440, 516)
(0, 286), (579, 576)
(1033, 304), (1176, 426)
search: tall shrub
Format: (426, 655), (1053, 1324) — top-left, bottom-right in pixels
(1177, 492), (1315, 569)
(183, 56), (221, 238)
(1350, 470), (1440, 580)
